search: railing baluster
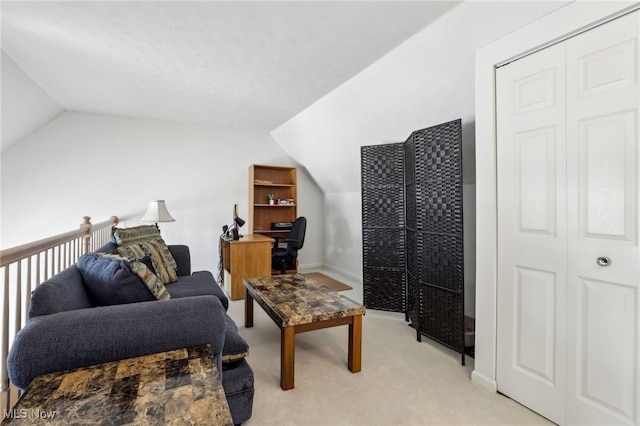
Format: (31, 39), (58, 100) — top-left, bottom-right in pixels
(2, 266), (10, 412)
(57, 245), (61, 274)
(14, 262), (21, 340)
(36, 253), (41, 289)
(44, 250), (49, 281)
(25, 257), (32, 323)
(65, 242), (69, 268)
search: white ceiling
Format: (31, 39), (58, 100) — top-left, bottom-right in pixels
(1, 1), (459, 131)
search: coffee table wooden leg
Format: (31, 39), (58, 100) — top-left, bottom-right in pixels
(348, 314), (362, 373)
(245, 290), (254, 328)
(281, 326), (295, 390)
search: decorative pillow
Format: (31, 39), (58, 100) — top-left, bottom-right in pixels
(117, 241), (178, 284)
(102, 254), (170, 301)
(113, 225), (178, 282)
(222, 313), (249, 363)
(113, 224), (162, 245)
(77, 253), (170, 306)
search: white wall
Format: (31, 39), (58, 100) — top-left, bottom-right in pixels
(272, 1), (569, 306)
(1, 51), (63, 152)
(324, 191), (362, 282)
(1, 112), (324, 274)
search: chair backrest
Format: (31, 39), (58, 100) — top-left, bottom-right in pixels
(287, 217), (307, 256)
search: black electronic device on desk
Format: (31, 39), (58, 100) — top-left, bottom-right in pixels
(222, 204), (246, 240)
(271, 222), (293, 231)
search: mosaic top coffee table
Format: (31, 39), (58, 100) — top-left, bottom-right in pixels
(3, 345), (233, 425)
(243, 274), (366, 390)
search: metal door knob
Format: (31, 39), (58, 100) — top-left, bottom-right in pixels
(596, 257), (611, 267)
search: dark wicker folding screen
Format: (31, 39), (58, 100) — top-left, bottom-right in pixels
(360, 143), (406, 312)
(404, 133), (418, 326)
(412, 119), (464, 363)
(361, 119), (464, 364)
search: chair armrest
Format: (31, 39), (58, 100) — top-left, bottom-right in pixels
(169, 245), (191, 276)
(8, 296), (225, 390)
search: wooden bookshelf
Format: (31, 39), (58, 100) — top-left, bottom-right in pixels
(249, 164), (298, 273)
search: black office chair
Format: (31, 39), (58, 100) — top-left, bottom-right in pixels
(272, 217), (307, 274)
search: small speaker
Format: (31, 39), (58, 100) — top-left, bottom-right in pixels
(232, 228), (240, 240)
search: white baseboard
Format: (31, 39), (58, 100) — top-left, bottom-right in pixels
(323, 265), (362, 285)
(297, 263), (323, 272)
(297, 263), (362, 287)
(471, 370), (497, 393)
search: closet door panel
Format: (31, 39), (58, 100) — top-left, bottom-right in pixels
(513, 267), (557, 384)
(566, 11), (639, 425)
(516, 127), (558, 235)
(496, 41), (567, 425)
(578, 278), (637, 420)
(579, 112), (635, 241)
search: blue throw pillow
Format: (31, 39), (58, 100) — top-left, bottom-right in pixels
(77, 253), (169, 306)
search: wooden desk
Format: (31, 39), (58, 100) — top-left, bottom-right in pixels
(221, 234), (273, 300)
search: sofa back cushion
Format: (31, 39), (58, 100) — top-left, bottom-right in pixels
(29, 266), (94, 317)
(76, 253), (170, 306)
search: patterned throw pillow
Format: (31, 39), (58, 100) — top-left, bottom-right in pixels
(113, 225), (178, 283)
(117, 242), (178, 284)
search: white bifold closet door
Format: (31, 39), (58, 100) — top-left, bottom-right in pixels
(496, 11), (639, 426)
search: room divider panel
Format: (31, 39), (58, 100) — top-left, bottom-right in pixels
(360, 143), (406, 313)
(361, 119), (465, 364)
(413, 119), (465, 363)
(404, 132), (418, 327)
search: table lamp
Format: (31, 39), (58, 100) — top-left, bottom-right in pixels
(141, 200), (175, 229)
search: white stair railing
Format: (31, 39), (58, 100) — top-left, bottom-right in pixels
(0, 216), (118, 412)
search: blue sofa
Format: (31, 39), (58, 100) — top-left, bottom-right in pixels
(7, 243), (253, 425)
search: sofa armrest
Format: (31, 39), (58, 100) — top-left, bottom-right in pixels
(8, 296), (226, 390)
(169, 245), (191, 276)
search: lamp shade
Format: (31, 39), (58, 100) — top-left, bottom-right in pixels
(141, 200), (175, 223)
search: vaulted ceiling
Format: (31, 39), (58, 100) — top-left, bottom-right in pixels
(1, 1), (459, 144)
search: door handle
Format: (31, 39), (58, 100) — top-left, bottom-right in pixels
(596, 257), (611, 267)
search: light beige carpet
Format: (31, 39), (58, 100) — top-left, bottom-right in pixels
(302, 272), (352, 292)
(227, 298), (551, 426)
